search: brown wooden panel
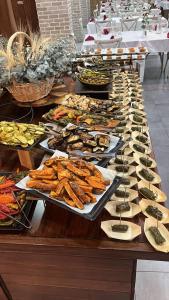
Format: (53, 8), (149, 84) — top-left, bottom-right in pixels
(0, 0), (15, 37)
(0, 250), (134, 300)
(0, 252), (132, 291)
(11, 0), (27, 29)
(0, 288), (7, 300)
(0, 283), (131, 300)
(23, 0), (39, 32)
(11, 0), (39, 32)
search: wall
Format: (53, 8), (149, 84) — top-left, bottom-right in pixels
(71, 0), (83, 42)
(80, 0), (90, 26)
(35, 0), (91, 41)
(35, 0), (73, 39)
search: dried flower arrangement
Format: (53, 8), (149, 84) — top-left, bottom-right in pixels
(0, 31), (74, 87)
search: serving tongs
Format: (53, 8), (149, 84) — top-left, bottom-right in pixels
(0, 192), (32, 230)
(68, 150), (116, 159)
(39, 122), (62, 137)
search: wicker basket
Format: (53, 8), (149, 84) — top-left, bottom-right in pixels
(7, 78), (54, 102)
(6, 32), (54, 103)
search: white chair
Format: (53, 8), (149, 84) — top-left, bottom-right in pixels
(151, 8), (161, 16)
(95, 20), (112, 35)
(120, 17), (139, 31)
(93, 9), (98, 18)
(95, 37), (122, 49)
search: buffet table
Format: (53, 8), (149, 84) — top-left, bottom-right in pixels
(0, 200), (169, 300)
(0, 86), (169, 300)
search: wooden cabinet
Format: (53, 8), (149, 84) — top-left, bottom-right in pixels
(0, 249), (135, 300)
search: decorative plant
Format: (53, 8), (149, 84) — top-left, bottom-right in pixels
(141, 13), (150, 30)
(0, 33), (74, 87)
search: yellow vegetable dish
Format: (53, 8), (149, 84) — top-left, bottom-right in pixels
(0, 121), (45, 148)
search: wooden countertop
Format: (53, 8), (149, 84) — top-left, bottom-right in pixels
(0, 90), (169, 262)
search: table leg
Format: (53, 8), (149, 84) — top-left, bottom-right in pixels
(163, 52), (169, 76)
(137, 60), (145, 83)
(0, 275), (13, 300)
(17, 150), (34, 169)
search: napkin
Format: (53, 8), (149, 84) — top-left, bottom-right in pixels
(85, 35), (95, 41)
(89, 17), (95, 22)
(103, 28), (110, 35)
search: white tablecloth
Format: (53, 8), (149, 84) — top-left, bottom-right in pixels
(83, 31), (169, 53)
(87, 17), (168, 34)
(87, 17), (143, 34)
(158, 1), (169, 9)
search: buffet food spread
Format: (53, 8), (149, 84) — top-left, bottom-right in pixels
(1, 69), (167, 253)
(0, 31), (168, 254)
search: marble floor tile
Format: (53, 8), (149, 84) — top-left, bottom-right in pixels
(137, 260), (169, 272)
(149, 127), (169, 146)
(135, 272), (169, 300)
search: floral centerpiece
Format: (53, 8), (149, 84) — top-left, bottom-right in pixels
(141, 13), (150, 35)
(0, 31), (74, 102)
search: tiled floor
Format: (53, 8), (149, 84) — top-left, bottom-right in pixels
(135, 56), (169, 299)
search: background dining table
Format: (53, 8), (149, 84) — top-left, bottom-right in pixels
(83, 30), (169, 52)
(82, 30), (169, 82)
(159, 0), (169, 9)
(87, 17), (144, 34)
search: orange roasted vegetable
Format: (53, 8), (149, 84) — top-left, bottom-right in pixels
(66, 162), (90, 177)
(31, 174), (56, 180)
(64, 181), (84, 209)
(63, 196), (76, 207)
(78, 185), (93, 193)
(107, 120), (119, 128)
(0, 179), (15, 190)
(85, 177), (106, 190)
(29, 168), (55, 178)
(54, 178), (67, 197)
(70, 182), (90, 203)
(71, 174), (88, 186)
(26, 180), (57, 191)
(86, 192), (96, 203)
(57, 162), (72, 180)
(0, 194), (15, 204)
(27, 156), (109, 210)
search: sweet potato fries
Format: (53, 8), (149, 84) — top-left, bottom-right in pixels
(26, 157), (110, 210)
